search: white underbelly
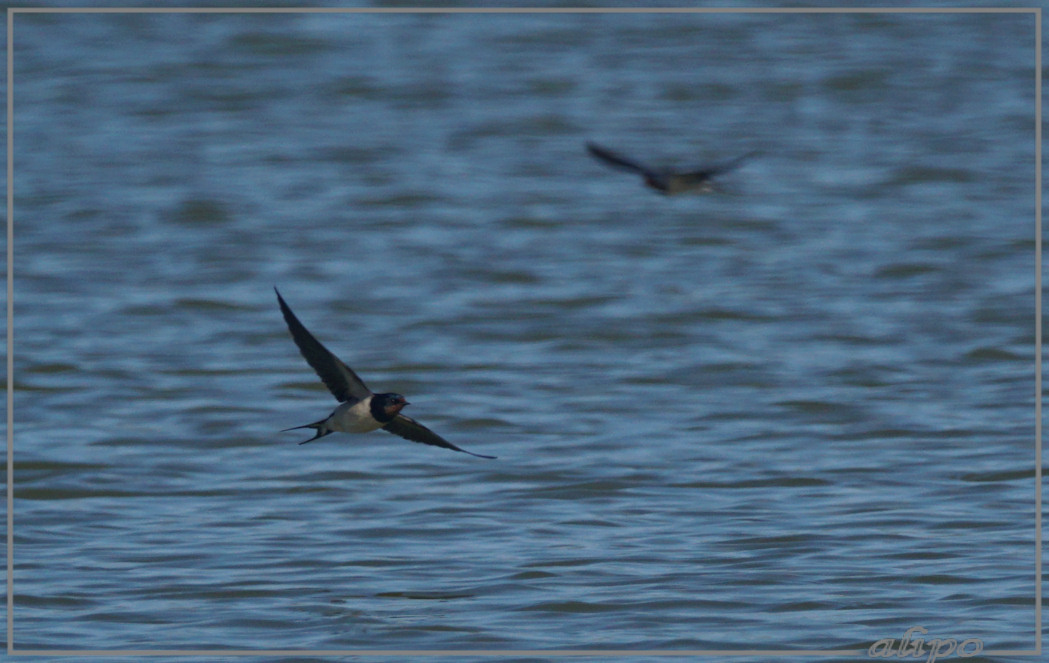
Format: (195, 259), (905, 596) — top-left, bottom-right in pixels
(328, 398), (383, 434)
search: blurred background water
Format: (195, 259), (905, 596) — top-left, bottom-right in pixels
(7, 6), (1039, 661)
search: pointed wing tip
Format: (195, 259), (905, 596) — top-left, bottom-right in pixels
(447, 439), (497, 459)
(447, 444), (497, 459)
(585, 141), (609, 156)
(275, 288), (292, 317)
(584, 142), (647, 175)
(719, 150), (760, 172)
(382, 415), (496, 460)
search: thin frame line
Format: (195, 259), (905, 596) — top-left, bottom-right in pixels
(6, 5), (1040, 658)
(8, 649), (868, 657)
(4, 6), (1042, 14)
(3, 649), (1042, 657)
(1035, 6), (1043, 658)
(6, 6), (13, 657)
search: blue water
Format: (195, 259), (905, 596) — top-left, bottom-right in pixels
(8, 8), (1039, 661)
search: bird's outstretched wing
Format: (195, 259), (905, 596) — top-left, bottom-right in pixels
(680, 150), (758, 181)
(585, 142), (656, 176)
(383, 414), (496, 459)
(275, 288), (372, 403)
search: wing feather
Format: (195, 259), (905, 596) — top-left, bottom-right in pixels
(275, 288), (372, 403)
(680, 150), (758, 180)
(585, 142), (654, 176)
(382, 414), (496, 459)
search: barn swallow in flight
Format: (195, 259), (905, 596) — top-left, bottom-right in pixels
(275, 288), (495, 459)
(586, 141), (756, 195)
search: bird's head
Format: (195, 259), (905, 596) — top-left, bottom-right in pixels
(376, 393), (409, 418)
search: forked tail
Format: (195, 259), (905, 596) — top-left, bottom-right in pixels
(282, 419), (332, 445)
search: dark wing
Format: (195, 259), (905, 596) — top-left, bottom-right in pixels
(383, 414), (496, 459)
(585, 142), (655, 176)
(679, 150), (758, 180)
(275, 288), (372, 403)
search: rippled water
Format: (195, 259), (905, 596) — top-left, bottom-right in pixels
(8, 8), (1039, 661)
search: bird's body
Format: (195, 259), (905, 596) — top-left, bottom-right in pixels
(328, 398), (387, 434)
(275, 288), (495, 459)
(286, 397), (386, 441)
(585, 141), (755, 195)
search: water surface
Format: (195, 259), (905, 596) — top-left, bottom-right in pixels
(9, 8), (1038, 660)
